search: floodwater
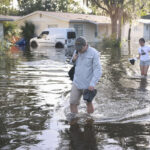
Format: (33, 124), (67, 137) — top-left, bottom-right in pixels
(1, 43), (150, 150)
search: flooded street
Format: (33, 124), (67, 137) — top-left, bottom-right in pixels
(1, 43), (150, 150)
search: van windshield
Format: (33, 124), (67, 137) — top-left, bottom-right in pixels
(38, 31), (49, 39)
(67, 32), (76, 39)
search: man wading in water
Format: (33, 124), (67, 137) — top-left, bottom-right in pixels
(67, 37), (102, 121)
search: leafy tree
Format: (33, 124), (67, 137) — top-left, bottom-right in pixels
(88, 0), (150, 40)
(21, 21), (36, 44)
(66, 0), (85, 13)
(17, 0), (86, 15)
(0, 0), (13, 15)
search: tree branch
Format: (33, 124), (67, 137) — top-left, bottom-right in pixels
(91, 0), (110, 14)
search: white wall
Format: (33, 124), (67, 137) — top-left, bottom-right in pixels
(122, 21), (144, 43)
(98, 24), (111, 39)
(16, 13), (69, 36)
(121, 21), (146, 56)
(70, 22), (111, 42)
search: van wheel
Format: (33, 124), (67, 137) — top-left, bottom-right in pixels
(31, 41), (38, 48)
(55, 42), (64, 48)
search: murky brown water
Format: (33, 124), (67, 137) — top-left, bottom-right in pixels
(1, 43), (150, 150)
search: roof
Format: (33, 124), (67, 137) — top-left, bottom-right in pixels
(138, 19), (150, 24)
(0, 15), (21, 21)
(16, 11), (111, 25)
(141, 14), (150, 19)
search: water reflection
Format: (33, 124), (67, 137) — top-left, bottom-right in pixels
(69, 123), (98, 150)
(139, 78), (148, 91)
(1, 44), (150, 149)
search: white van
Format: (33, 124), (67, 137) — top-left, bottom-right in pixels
(30, 28), (76, 48)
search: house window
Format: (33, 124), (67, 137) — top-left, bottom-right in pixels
(146, 24), (149, 30)
(67, 32), (76, 39)
(0, 23), (4, 40)
(74, 24), (83, 37)
(48, 24), (58, 28)
(95, 32), (98, 37)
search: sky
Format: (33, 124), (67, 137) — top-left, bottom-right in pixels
(12, 0), (18, 8)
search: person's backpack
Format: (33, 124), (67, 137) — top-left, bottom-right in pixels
(68, 50), (78, 81)
(68, 65), (75, 81)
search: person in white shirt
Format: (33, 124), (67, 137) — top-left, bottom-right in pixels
(138, 38), (150, 77)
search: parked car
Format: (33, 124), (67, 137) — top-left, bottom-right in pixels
(30, 28), (76, 48)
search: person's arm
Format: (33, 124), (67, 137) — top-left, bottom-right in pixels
(148, 46), (150, 52)
(89, 52), (102, 90)
(136, 53), (140, 59)
(70, 50), (78, 64)
(136, 48), (141, 60)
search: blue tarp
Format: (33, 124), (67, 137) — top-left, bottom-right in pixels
(15, 38), (26, 46)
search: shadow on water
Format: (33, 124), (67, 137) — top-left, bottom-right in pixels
(1, 44), (150, 149)
(58, 122), (150, 150)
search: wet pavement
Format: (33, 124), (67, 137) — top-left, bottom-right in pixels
(0, 43), (150, 150)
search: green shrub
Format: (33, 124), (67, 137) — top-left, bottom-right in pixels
(21, 21), (36, 44)
(0, 40), (12, 55)
(102, 36), (121, 49)
(3, 22), (19, 39)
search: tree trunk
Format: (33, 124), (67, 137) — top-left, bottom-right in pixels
(128, 23), (132, 41)
(118, 8), (123, 41)
(128, 23), (132, 55)
(110, 15), (118, 39)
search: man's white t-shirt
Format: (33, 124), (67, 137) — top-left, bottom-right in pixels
(138, 46), (150, 61)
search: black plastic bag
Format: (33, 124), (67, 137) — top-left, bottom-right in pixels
(83, 89), (97, 102)
(68, 65), (75, 81)
(129, 59), (135, 65)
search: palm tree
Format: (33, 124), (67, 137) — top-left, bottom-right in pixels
(21, 21), (36, 44)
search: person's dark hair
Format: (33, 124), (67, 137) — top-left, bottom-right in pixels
(139, 38), (145, 43)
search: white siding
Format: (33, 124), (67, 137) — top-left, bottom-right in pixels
(16, 13), (69, 36)
(98, 24), (111, 39)
(70, 22), (111, 42)
(122, 21), (144, 43)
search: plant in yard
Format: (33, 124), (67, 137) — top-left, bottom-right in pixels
(3, 22), (19, 40)
(102, 36), (121, 48)
(20, 21), (36, 44)
(0, 40), (12, 55)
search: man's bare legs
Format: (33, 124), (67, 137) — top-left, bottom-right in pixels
(70, 102), (94, 114)
(70, 104), (78, 113)
(86, 102), (94, 114)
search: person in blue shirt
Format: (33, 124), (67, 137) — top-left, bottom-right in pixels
(68, 37), (102, 120)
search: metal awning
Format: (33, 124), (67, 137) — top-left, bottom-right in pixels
(138, 19), (150, 24)
(0, 18), (14, 21)
(69, 19), (111, 25)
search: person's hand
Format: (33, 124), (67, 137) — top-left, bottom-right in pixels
(72, 54), (78, 62)
(88, 86), (94, 91)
